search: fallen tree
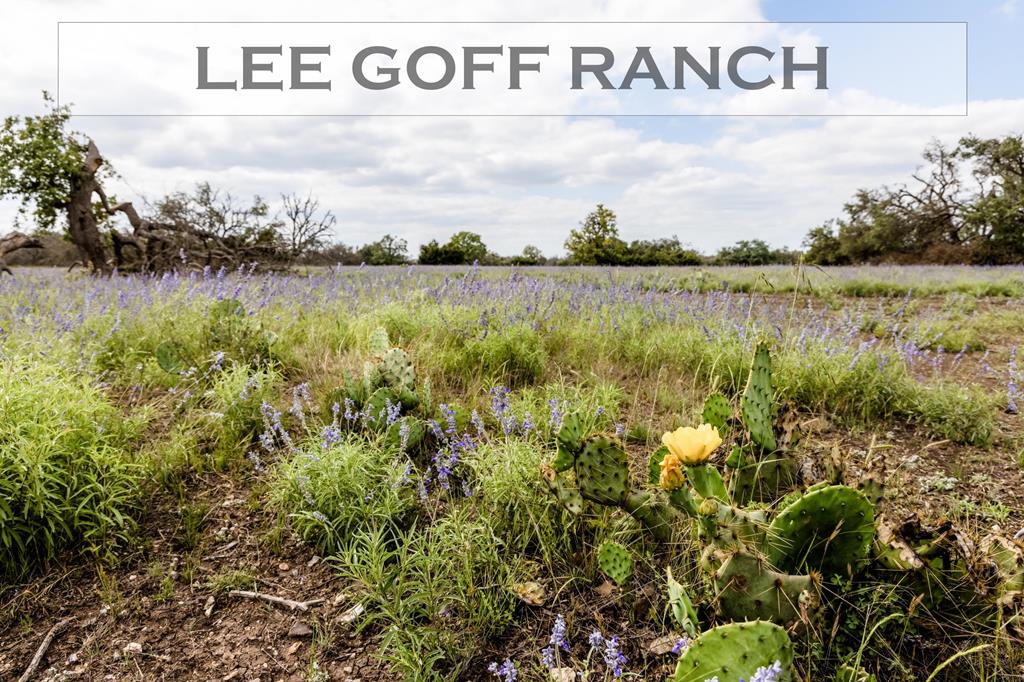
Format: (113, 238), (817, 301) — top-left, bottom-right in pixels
(0, 231), (42, 275)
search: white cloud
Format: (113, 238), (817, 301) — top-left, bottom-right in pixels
(996, 0), (1019, 17)
(0, 0), (1020, 258)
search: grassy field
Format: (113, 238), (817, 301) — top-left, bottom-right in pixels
(1, 264), (1022, 681)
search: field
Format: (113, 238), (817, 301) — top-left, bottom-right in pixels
(1, 264), (1023, 681)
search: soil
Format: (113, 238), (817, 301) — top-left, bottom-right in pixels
(0, 473), (396, 682)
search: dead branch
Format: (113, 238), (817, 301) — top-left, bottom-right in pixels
(227, 590), (324, 612)
(18, 617), (74, 682)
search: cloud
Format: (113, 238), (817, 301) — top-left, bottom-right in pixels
(0, 0), (1020, 259)
(996, 0), (1020, 17)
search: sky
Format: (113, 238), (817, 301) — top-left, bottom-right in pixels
(1, 0), (1022, 258)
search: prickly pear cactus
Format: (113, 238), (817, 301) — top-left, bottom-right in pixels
(598, 541), (634, 586)
(648, 445), (670, 485)
(557, 412), (585, 451)
(210, 298), (245, 320)
(386, 416), (426, 453)
(765, 485), (875, 576)
(715, 551), (817, 624)
(367, 326), (391, 357)
(363, 387), (400, 430)
(729, 454), (797, 506)
(541, 465), (584, 515)
(378, 347), (416, 392)
(741, 341), (777, 453)
(155, 341), (184, 374)
(674, 620), (793, 682)
(574, 434), (630, 506)
(700, 503), (767, 551)
(702, 393), (732, 435)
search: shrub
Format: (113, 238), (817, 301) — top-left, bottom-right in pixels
(0, 356), (146, 579)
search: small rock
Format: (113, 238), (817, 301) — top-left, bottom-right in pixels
(123, 642), (143, 655)
(67, 652), (80, 664)
(204, 595), (216, 617)
(549, 668), (575, 682)
(288, 621), (313, 638)
(307, 556), (321, 568)
(278, 562), (290, 572)
(286, 641), (302, 656)
(647, 633), (683, 656)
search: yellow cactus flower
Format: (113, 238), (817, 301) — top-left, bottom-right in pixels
(661, 424), (723, 466)
(658, 451), (686, 491)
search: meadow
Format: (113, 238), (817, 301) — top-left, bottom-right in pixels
(1, 263), (1022, 681)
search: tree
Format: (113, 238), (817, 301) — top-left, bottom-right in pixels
(716, 239), (774, 266)
(626, 237), (702, 266)
(0, 94), (116, 272)
(0, 232), (42, 275)
(418, 231), (490, 264)
(280, 192), (337, 259)
(564, 204), (627, 265)
(357, 234), (408, 265)
(510, 244), (545, 266)
(0, 94), (298, 272)
(802, 223), (846, 265)
(804, 135), (1024, 264)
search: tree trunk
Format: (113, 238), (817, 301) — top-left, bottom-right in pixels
(65, 140), (111, 273)
(0, 231), (43, 275)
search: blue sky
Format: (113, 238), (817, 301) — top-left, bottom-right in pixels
(1, 0), (1022, 257)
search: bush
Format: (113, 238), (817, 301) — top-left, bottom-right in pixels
(0, 357), (146, 579)
(273, 438), (416, 556)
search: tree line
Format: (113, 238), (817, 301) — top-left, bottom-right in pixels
(3, 95), (1021, 271)
(802, 135), (1024, 265)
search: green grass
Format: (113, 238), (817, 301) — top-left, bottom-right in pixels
(0, 354), (148, 580)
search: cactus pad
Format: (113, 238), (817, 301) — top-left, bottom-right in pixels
(598, 541), (634, 586)
(557, 412), (586, 454)
(574, 434), (630, 506)
(367, 326), (391, 357)
(209, 298), (245, 320)
(702, 393), (733, 435)
(687, 464), (729, 503)
(155, 341), (185, 374)
(386, 416), (426, 452)
(765, 485), (875, 576)
(363, 387), (400, 430)
(674, 621), (793, 682)
(715, 551), (817, 624)
(648, 445), (669, 485)
(729, 455), (797, 506)
(540, 466), (584, 515)
(741, 341), (777, 453)
(378, 347), (416, 392)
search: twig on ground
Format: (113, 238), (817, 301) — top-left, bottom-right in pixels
(227, 590), (324, 612)
(18, 617), (74, 682)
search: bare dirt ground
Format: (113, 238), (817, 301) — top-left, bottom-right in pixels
(0, 474), (395, 682)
